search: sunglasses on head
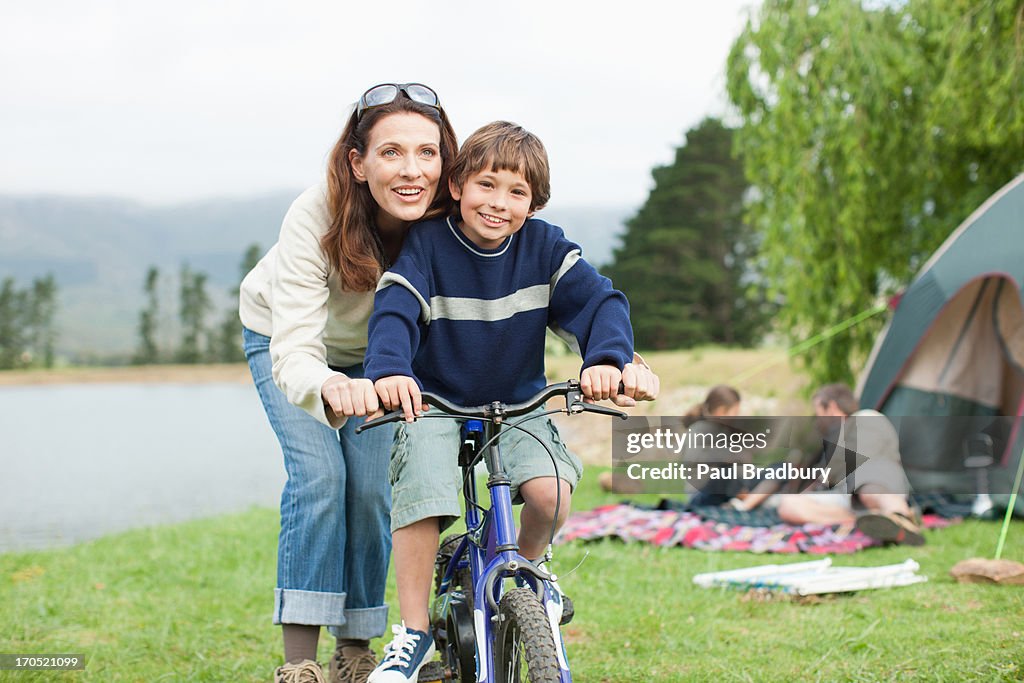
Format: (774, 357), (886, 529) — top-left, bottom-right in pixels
(356, 83), (441, 120)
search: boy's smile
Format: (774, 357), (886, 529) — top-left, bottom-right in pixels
(451, 168), (534, 249)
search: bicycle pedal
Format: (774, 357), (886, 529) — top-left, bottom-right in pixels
(560, 596), (574, 625)
(417, 661), (448, 682)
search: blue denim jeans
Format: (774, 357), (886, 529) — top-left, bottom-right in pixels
(243, 327), (392, 639)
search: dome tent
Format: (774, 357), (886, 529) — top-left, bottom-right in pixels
(857, 174), (1024, 500)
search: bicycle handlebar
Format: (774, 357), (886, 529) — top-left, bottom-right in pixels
(355, 380), (629, 433)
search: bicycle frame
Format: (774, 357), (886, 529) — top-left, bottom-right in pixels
(437, 415), (572, 682)
(359, 380), (626, 683)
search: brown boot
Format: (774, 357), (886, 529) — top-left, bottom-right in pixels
(275, 659), (327, 683)
(328, 643), (378, 683)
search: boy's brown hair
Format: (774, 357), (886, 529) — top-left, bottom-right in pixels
(449, 121), (551, 211)
(813, 383), (860, 415)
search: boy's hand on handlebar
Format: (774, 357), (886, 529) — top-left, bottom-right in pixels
(618, 352), (660, 405)
(321, 375), (379, 418)
(581, 365), (623, 404)
(372, 375), (428, 423)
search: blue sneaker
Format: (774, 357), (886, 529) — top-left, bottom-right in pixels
(367, 623), (436, 683)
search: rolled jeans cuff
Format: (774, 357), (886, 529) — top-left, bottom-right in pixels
(273, 588), (346, 627)
(327, 606), (390, 640)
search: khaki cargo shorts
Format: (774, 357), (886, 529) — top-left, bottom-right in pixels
(388, 408), (582, 532)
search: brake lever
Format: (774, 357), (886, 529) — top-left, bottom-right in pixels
(355, 410), (407, 434)
(566, 380), (630, 419)
(573, 402), (629, 420)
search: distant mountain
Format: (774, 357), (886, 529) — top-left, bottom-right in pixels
(0, 193), (634, 359)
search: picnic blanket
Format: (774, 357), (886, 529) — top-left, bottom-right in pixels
(555, 501), (956, 554)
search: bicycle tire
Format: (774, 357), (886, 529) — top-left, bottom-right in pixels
(433, 535), (475, 681)
(493, 588), (562, 683)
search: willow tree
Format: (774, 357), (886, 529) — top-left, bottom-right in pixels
(727, 0), (1024, 385)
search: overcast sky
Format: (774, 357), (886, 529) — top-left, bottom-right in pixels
(1, 1), (758, 211)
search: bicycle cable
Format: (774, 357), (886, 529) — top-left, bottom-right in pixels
(560, 549), (590, 579)
(406, 413), (496, 517)
(413, 408), (567, 550)
(473, 409), (566, 551)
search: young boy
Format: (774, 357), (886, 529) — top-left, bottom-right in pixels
(363, 121), (651, 683)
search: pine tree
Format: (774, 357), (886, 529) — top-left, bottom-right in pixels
(0, 276), (59, 369)
(604, 118), (768, 350)
(134, 266), (161, 365)
(213, 243), (262, 363)
(177, 265), (212, 364)
(27, 274), (58, 368)
(0, 278), (28, 369)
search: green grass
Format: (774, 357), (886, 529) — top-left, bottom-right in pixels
(3, 473), (1024, 682)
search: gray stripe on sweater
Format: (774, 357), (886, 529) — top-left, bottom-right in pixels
(377, 272), (432, 324)
(381, 249), (583, 326)
(550, 249), (581, 291)
(430, 284), (550, 322)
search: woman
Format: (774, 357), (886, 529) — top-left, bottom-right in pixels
(598, 385), (740, 496)
(239, 83), (457, 683)
(681, 385), (747, 506)
(241, 83), (660, 683)
(682, 384), (742, 425)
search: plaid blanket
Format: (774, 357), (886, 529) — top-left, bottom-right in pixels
(555, 502), (955, 554)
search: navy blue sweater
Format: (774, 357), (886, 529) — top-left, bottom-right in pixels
(364, 216), (634, 406)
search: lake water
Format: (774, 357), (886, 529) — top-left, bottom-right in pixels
(0, 382), (285, 553)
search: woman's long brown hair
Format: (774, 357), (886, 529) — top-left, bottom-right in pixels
(682, 385), (741, 426)
(321, 96), (458, 291)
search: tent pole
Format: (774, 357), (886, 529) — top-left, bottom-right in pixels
(994, 443), (1024, 560)
(728, 303), (887, 385)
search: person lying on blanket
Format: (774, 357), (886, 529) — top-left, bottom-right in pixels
(726, 383), (925, 546)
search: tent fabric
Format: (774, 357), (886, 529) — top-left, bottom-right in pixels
(857, 173), (1024, 497)
(892, 278), (1024, 409)
(859, 173), (1024, 410)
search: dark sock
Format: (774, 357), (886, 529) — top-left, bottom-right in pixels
(282, 624), (320, 664)
(338, 638), (371, 651)
(337, 638), (372, 658)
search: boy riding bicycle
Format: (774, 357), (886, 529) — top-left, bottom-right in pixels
(363, 121), (657, 683)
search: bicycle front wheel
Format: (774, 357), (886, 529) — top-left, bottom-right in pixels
(493, 587), (562, 683)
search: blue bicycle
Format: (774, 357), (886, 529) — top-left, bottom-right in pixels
(358, 380), (626, 682)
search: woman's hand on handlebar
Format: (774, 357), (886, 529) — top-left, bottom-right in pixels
(581, 355), (661, 407)
(321, 375), (379, 419)
(371, 375), (429, 423)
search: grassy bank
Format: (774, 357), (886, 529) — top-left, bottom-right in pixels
(0, 346), (804, 396)
(0, 363), (252, 387)
(3, 473), (1023, 682)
